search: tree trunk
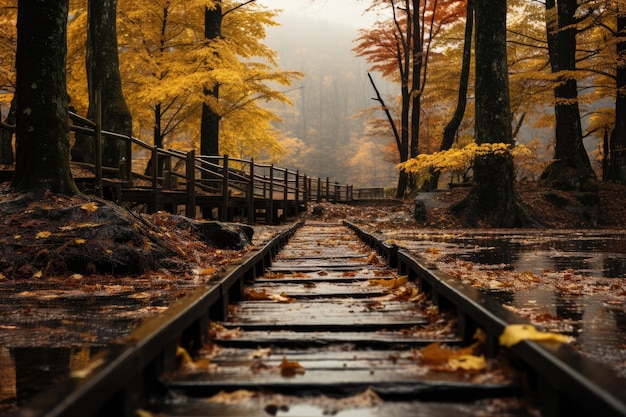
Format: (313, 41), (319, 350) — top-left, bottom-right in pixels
(1, 96), (16, 165)
(13, 0), (78, 195)
(452, 0), (535, 227)
(440, 0), (473, 152)
(201, 3), (223, 157)
(608, 5), (626, 183)
(540, 0), (597, 191)
(72, 0), (132, 171)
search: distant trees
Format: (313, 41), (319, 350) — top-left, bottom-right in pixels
(12, 0), (78, 194)
(354, 0), (465, 197)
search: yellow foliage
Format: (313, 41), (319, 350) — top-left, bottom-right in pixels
(35, 231), (52, 239)
(499, 324), (571, 348)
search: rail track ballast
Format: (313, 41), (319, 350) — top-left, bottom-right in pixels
(11, 222), (626, 417)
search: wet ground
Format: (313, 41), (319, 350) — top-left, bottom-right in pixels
(0, 225), (289, 413)
(383, 229), (626, 378)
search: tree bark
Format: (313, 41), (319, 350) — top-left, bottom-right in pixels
(440, 0), (473, 152)
(452, 0), (535, 227)
(540, 0), (597, 191)
(72, 0), (132, 170)
(201, 2), (223, 157)
(12, 0), (78, 195)
(608, 5), (626, 183)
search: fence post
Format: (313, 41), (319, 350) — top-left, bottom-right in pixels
(221, 155), (229, 221)
(186, 150), (196, 218)
(334, 181), (339, 202)
(326, 177), (330, 201)
(303, 174), (308, 211)
(268, 165), (274, 225)
(283, 169), (288, 217)
(247, 158), (255, 225)
(150, 146), (158, 212)
(295, 171), (300, 212)
(317, 177), (321, 203)
(94, 90), (103, 198)
(125, 135), (132, 185)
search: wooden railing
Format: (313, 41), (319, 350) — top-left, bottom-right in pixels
(65, 111), (354, 223)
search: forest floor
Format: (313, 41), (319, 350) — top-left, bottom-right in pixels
(308, 179), (626, 230)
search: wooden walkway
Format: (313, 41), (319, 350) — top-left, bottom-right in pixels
(1, 112), (361, 224)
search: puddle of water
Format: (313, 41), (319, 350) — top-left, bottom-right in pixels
(387, 229), (626, 378)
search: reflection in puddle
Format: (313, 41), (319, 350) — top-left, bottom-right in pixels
(388, 229), (626, 377)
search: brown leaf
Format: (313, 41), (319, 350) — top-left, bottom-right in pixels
(279, 356), (305, 377)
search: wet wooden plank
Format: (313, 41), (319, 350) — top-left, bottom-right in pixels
(150, 398), (535, 417)
(212, 331), (460, 349)
(248, 282), (387, 298)
(169, 368), (519, 400)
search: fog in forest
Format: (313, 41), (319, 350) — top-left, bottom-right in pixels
(262, 13), (398, 188)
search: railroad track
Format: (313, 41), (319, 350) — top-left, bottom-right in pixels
(11, 222), (626, 417)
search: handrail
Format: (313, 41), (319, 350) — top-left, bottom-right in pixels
(1, 110), (354, 222)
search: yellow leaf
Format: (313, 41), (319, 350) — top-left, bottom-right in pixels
(35, 231), (52, 239)
(369, 275), (408, 289)
(0, 273), (4, 280)
(75, 239), (86, 245)
(13, 235), (20, 240)
(32, 271), (43, 278)
(199, 266), (216, 276)
(499, 324), (571, 348)
(448, 355), (486, 371)
(279, 356), (305, 377)
(81, 201), (99, 214)
(420, 342), (476, 365)
(105, 249), (113, 254)
(176, 346), (193, 366)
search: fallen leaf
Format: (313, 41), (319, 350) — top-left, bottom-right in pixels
(369, 275), (408, 289)
(246, 288), (270, 300)
(81, 201), (99, 214)
(199, 266), (216, 276)
(35, 231), (52, 239)
(74, 239), (86, 245)
(499, 324), (571, 348)
(32, 271), (43, 278)
(269, 292), (296, 303)
(0, 273), (4, 280)
(279, 356), (305, 377)
(248, 347), (272, 359)
(448, 355), (486, 371)
(206, 390), (256, 403)
(419, 342), (476, 366)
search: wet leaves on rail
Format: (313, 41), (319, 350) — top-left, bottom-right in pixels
(499, 324), (571, 347)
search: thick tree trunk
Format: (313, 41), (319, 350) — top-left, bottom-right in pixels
(540, 0), (597, 191)
(13, 0), (78, 195)
(72, 0), (132, 170)
(608, 6), (626, 183)
(453, 0), (535, 227)
(201, 3), (223, 157)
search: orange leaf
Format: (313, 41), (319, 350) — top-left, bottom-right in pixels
(279, 356), (305, 377)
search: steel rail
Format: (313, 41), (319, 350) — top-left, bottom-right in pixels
(11, 222), (302, 417)
(344, 220), (626, 417)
